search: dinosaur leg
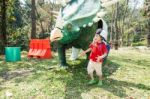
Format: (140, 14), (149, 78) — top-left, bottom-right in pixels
(57, 43), (68, 67)
(69, 47), (79, 60)
(85, 52), (90, 67)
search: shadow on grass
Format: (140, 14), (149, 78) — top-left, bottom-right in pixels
(64, 59), (150, 99)
(102, 78), (150, 97)
(109, 55), (150, 67)
(0, 57), (58, 83)
(0, 56), (10, 80)
(101, 78), (150, 98)
(62, 59), (120, 98)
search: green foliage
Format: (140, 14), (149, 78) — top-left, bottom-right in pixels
(133, 34), (141, 42)
(7, 26), (30, 50)
(7, 0), (23, 28)
(105, 0), (148, 46)
(132, 40), (147, 46)
(3, 0), (31, 50)
(0, 0), (60, 52)
(39, 32), (50, 39)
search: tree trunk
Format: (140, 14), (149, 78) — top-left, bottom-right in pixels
(110, 6), (114, 43)
(35, 7), (44, 38)
(114, 3), (119, 50)
(121, 0), (129, 46)
(0, 0), (7, 54)
(31, 0), (36, 39)
(147, 19), (150, 47)
(144, 0), (150, 47)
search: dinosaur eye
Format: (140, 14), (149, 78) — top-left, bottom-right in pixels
(67, 23), (72, 31)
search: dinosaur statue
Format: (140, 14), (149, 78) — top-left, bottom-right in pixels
(50, 0), (118, 67)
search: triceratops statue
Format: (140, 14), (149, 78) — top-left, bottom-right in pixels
(50, 0), (118, 67)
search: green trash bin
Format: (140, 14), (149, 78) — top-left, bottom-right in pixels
(5, 47), (21, 62)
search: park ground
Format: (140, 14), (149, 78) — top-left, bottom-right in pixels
(0, 47), (150, 99)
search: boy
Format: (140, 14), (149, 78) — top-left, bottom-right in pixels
(80, 29), (108, 86)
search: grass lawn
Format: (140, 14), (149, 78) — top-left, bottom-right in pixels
(0, 47), (150, 99)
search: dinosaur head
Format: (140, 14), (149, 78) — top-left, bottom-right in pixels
(50, 0), (119, 44)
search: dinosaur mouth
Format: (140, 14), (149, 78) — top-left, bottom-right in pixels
(53, 37), (62, 41)
(51, 36), (63, 42)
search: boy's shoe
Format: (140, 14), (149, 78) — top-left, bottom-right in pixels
(88, 80), (97, 85)
(97, 80), (103, 87)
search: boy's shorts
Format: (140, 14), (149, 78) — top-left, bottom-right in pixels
(87, 60), (102, 76)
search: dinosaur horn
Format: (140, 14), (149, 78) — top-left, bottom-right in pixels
(97, 11), (107, 17)
(51, 11), (59, 15)
(101, 0), (119, 7)
(57, 0), (71, 6)
(55, 11), (64, 29)
(53, 14), (58, 19)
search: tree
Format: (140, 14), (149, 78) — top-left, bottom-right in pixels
(31, 0), (36, 39)
(114, 2), (119, 50)
(144, 0), (150, 47)
(106, 0), (147, 47)
(0, 0), (7, 54)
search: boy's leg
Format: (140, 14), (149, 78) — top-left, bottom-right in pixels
(94, 62), (103, 86)
(87, 60), (96, 85)
(87, 60), (94, 79)
(89, 73), (94, 80)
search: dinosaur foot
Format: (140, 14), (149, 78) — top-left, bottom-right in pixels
(59, 63), (69, 69)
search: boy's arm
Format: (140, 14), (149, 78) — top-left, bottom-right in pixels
(84, 48), (91, 53)
(80, 48), (91, 56)
(96, 53), (107, 61)
(97, 44), (108, 62)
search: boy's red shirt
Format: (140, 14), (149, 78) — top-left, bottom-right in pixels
(89, 42), (108, 63)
